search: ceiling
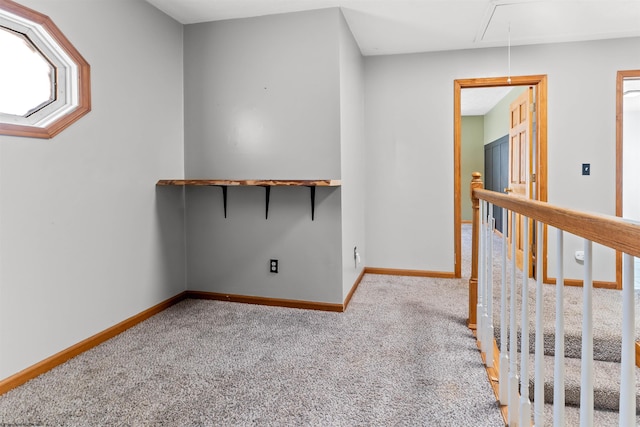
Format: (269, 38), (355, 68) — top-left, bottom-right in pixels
(461, 86), (516, 116)
(145, 0), (640, 56)
(624, 78), (640, 112)
(144, 0), (640, 115)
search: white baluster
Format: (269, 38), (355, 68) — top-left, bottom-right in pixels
(534, 221), (545, 426)
(482, 201), (490, 356)
(580, 239), (594, 427)
(486, 203), (494, 368)
(520, 216), (532, 426)
(619, 253), (635, 426)
(508, 211), (520, 425)
(481, 201), (489, 354)
(477, 200), (485, 346)
(499, 207), (509, 405)
(554, 229), (565, 426)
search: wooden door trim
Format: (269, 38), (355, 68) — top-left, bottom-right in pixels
(615, 70), (640, 290)
(454, 75), (548, 279)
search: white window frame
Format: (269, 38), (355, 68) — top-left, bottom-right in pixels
(0, 0), (90, 138)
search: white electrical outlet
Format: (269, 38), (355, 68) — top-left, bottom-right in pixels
(575, 251), (584, 262)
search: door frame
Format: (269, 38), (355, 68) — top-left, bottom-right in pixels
(614, 69), (640, 290)
(453, 75), (548, 278)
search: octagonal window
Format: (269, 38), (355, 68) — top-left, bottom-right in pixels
(0, 26), (54, 116)
(0, 0), (90, 138)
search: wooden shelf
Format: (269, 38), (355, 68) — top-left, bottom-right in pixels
(156, 179), (341, 187)
(156, 179), (341, 220)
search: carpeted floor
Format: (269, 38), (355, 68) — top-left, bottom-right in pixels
(2, 225), (635, 426)
(0, 274), (504, 426)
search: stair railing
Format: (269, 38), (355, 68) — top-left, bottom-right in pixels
(469, 172), (638, 427)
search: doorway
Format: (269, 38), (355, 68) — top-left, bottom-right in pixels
(616, 70), (640, 290)
(453, 75), (548, 279)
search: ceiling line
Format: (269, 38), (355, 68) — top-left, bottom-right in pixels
(474, 2), (497, 43)
(475, 0), (543, 43)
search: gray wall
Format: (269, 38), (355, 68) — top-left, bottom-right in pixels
(183, 9), (346, 304)
(364, 37), (640, 280)
(338, 13), (366, 298)
(364, 52), (457, 272)
(0, 0), (185, 379)
(183, 9), (341, 179)
(4, 1), (638, 381)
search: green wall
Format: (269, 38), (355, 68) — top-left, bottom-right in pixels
(484, 86), (527, 145)
(461, 87), (526, 222)
(461, 116), (484, 221)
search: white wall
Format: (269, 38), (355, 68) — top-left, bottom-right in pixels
(338, 13), (366, 298)
(365, 37), (640, 280)
(0, 0), (185, 379)
(183, 9), (344, 304)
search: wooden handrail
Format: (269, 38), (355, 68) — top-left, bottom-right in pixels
(467, 171), (640, 327)
(472, 187), (640, 259)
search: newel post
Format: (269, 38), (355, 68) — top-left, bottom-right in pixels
(468, 172), (483, 329)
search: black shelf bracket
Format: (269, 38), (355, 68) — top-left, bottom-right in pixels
(191, 183), (332, 220)
(265, 186), (271, 219)
(216, 185), (228, 218)
(308, 186), (316, 221)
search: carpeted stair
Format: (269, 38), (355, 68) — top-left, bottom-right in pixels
(477, 225), (640, 418)
(463, 223), (639, 420)
(492, 282), (640, 416)
(494, 322), (640, 415)
(525, 353), (640, 412)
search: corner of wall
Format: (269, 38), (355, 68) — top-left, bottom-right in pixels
(338, 9), (366, 300)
